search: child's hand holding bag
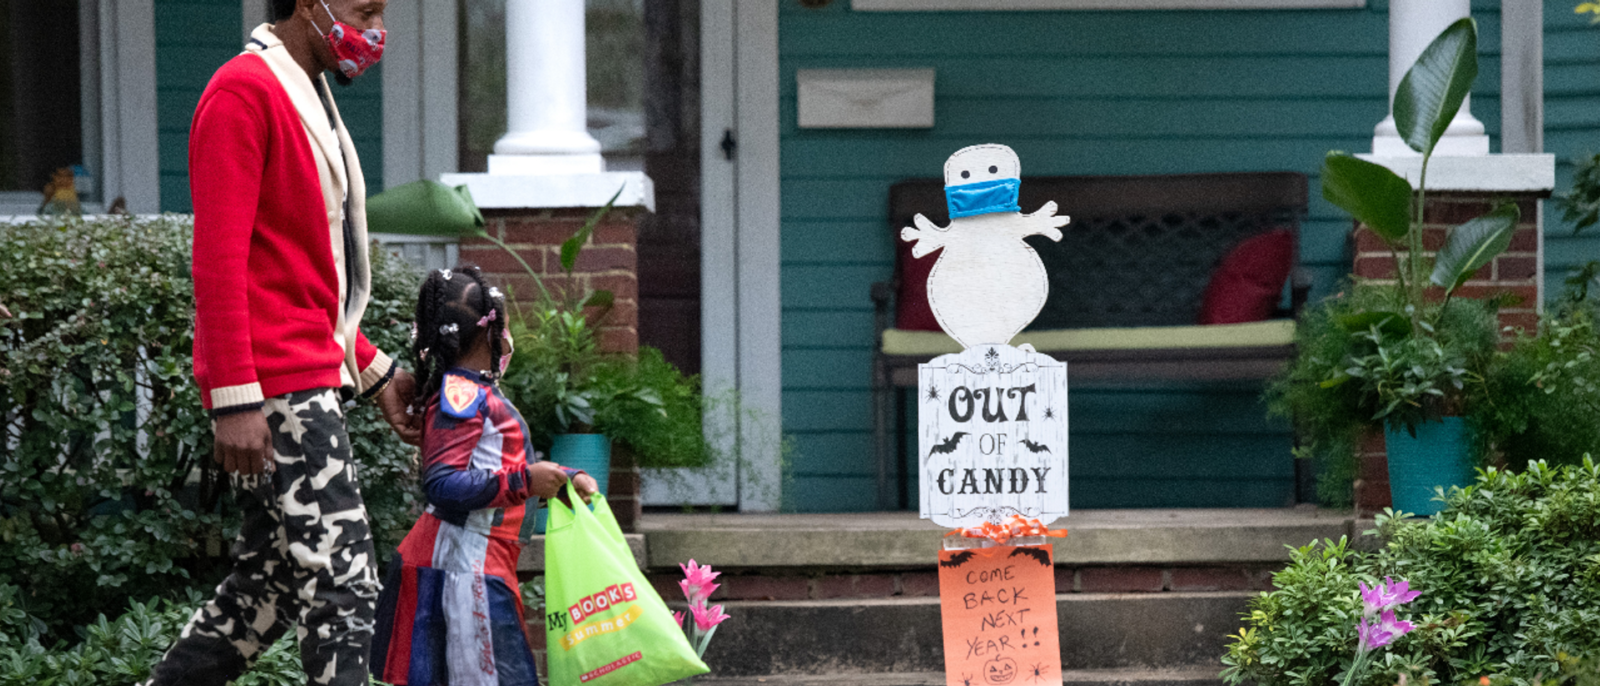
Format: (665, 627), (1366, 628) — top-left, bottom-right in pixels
(543, 482), (709, 685)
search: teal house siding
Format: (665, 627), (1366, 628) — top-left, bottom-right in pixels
(1546, 0), (1600, 293)
(153, 1), (383, 212)
(778, 2), (1511, 511)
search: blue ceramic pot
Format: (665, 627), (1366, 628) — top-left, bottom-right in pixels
(1384, 417), (1473, 517)
(532, 433), (612, 534)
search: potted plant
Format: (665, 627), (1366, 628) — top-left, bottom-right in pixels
(1270, 17), (1521, 515)
(475, 194), (713, 532)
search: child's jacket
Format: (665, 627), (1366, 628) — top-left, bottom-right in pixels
(372, 369), (579, 686)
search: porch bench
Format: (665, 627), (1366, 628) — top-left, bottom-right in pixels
(869, 172), (1311, 507)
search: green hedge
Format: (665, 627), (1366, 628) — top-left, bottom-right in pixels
(0, 216), (422, 644)
(1223, 459), (1600, 686)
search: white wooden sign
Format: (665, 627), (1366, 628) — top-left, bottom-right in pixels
(904, 144), (1071, 528)
(918, 344), (1068, 527)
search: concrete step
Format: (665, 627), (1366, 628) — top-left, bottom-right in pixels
(679, 665), (1225, 686)
(639, 508), (1355, 569)
(694, 592), (1251, 676)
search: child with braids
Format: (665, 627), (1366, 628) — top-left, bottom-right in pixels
(372, 266), (599, 686)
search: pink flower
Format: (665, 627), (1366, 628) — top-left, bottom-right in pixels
(690, 603), (730, 632)
(1357, 610), (1415, 650)
(674, 611), (685, 627)
(679, 559), (722, 605)
(1358, 577), (1421, 616)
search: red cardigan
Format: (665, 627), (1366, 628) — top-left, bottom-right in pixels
(189, 51), (390, 412)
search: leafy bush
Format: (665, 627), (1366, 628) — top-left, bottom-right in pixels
(0, 587), (310, 686)
(0, 216), (422, 642)
(1472, 312), (1600, 472)
(1222, 458), (1600, 686)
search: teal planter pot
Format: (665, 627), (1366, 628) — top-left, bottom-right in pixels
(1384, 417), (1474, 517)
(532, 433), (612, 534)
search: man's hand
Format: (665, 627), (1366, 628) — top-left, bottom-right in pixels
(378, 368), (422, 446)
(527, 461), (571, 500)
(214, 410), (273, 475)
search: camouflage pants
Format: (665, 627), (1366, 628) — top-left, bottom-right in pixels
(146, 389), (379, 686)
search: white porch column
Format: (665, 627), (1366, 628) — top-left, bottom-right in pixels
(488, 0), (605, 175)
(1371, 0), (1490, 156)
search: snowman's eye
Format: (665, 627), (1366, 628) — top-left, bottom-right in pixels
(988, 166), (998, 174)
(961, 170), (970, 179)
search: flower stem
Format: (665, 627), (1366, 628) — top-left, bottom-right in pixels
(1341, 648), (1371, 686)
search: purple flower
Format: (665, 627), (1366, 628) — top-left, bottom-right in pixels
(1359, 577), (1421, 616)
(1357, 610), (1415, 650)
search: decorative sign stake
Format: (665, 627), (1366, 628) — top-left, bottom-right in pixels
(906, 143), (1071, 529)
(904, 144), (1071, 686)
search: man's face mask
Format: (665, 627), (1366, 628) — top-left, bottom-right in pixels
(314, 0), (385, 79)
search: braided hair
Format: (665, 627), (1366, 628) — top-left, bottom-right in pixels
(409, 265), (508, 417)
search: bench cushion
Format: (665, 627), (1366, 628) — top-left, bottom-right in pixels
(880, 319), (1297, 357)
(1198, 229), (1295, 325)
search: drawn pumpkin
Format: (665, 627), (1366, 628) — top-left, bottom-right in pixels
(984, 656), (1017, 684)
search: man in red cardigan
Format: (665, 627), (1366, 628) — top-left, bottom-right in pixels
(146, 1), (417, 685)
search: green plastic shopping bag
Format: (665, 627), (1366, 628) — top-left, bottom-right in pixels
(544, 484), (709, 685)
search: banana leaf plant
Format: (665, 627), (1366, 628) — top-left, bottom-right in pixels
(1319, 17), (1518, 379)
(1273, 17), (1516, 448)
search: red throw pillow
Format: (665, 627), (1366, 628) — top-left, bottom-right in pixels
(895, 238), (942, 331)
(1198, 229), (1295, 325)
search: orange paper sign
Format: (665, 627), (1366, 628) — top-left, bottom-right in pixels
(938, 545), (1061, 686)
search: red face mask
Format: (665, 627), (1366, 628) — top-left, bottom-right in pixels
(315, 1), (384, 79)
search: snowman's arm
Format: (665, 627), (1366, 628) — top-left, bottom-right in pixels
(900, 213), (950, 258)
(1019, 201), (1069, 242)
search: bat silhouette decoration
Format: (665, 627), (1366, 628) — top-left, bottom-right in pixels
(1009, 546), (1052, 567)
(930, 432), (969, 456)
(940, 551), (976, 569)
(1019, 438), (1051, 454)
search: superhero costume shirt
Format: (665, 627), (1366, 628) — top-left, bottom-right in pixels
(372, 369), (581, 686)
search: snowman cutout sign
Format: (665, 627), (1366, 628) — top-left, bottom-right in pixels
(901, 144), (1070, 349)
(908, 144), (1071, 529)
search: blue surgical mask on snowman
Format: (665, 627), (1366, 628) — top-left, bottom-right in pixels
(945, 177), (1021, 218)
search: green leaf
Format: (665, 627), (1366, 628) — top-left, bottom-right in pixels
(1393, 17), (1478, 155)
(1430, 202), (1521, 295)
(1321, 153), (1413, 243)
(559, 186), (626, 273)
(1337, 310), (1412, 339)
(583, 289), (615, 310)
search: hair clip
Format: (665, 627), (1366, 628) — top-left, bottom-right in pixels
(439, 268), (453, 281)
(439, 323), (459, 335)
(488, 287), (504, 300)
(476, 310), (498, 327)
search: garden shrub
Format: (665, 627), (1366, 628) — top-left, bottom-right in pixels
(0, 216), (422, 644)
(0, 588), (308, 686)
(1223, 458), (1600, 686)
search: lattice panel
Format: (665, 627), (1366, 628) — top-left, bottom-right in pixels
(1027, 209), (1293, 329)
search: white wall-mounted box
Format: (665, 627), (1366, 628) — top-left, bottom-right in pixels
(797, 68), (936, 129)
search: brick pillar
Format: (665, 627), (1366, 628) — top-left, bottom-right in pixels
(461, 207), (642, 354)
(1348, 192), (1542, 516)
(609, 443), (642, 533)
(459, 207), (645, 517)
(1353, 429), (1391, 517)
(1350, 192), (1541, 338)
